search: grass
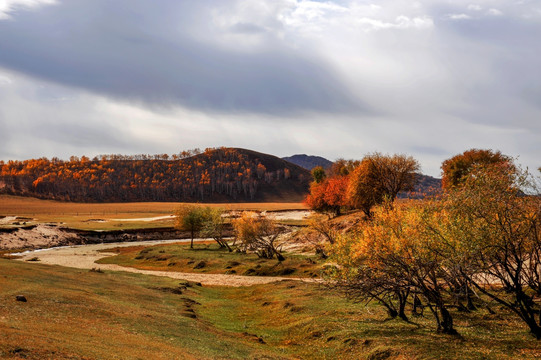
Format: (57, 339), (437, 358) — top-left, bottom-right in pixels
(1, 258), (540, 359)
(96, 242), (324, 278)
(0, 195), (307, 231)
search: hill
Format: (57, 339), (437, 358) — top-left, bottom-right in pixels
(399, 173), (442, 199)
(0, 148), (311, 203)
(282, 154), (333, 170)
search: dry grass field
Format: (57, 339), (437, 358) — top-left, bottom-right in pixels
(0, 195), (307, 230)
(2, 258), (540, 359)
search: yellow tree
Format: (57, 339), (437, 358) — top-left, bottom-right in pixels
(200, 207), (232, 251)
(232, 212), (285, 261)
(440, 164), (541, 339)
(329, 201), (461, 334)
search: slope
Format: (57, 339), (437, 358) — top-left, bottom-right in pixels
(0, 148), (311, 203)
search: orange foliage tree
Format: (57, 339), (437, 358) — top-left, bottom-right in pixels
(305, 176), (349, 217)
(440, 148), (512, 190)
(347, 153), (419, 217)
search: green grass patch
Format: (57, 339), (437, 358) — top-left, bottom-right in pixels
(0, 259), (540, 359)
(97, 242), (323, 278)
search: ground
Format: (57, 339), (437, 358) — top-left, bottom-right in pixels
(0, 194), (308, 231)
(1, 196), (541, 359)
(1, 258), (540, 359)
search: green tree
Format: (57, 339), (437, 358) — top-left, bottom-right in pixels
(311, 166), (326, 183)
(175, 204), (209, 249)
(200, 207), (232, 251)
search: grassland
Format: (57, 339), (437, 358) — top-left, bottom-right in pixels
(0, 195), (307, 230)
(1, 258), (540, 359)
(96, 242), (323, 277)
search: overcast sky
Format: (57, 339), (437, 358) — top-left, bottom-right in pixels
(0, 0), (539, 176)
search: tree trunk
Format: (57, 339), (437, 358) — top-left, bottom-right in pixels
(398, 292), (409, 322)
(274, 249), (285, 261)
(387, 308), (398, 319)
(466, 287), (476, 311)
(412, 295), (423, 316)
(439, 307), (458, 335)
(190, 229), (194, 249)
(522, 313), (541, 340)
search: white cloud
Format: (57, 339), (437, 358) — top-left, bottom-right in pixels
(488, 8), (503, 16)
(0, 0), (56, 19)
(357, 15), (434, 31)
(0, 73), (12, 85)
(467, 4), (482, 11)
(448, 13), (472, 20)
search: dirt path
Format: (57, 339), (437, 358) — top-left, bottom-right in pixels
(14, 240), (313, 287)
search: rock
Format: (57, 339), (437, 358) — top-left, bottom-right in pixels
(15, 295), (27, 302)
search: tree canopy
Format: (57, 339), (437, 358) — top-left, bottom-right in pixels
(347, 153), (419, 216)
(440, 148), (512, 190)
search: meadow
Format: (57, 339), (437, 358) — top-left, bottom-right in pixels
(1, 258), (540, 359)
(96, 242), (323, 278)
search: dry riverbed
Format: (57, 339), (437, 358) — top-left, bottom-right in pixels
(14, 239), (313, 287)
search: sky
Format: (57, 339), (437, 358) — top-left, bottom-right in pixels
(0, 0), (540, 177)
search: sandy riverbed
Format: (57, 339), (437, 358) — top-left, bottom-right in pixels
(14, 239), (313, 287)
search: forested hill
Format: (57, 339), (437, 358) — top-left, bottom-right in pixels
(0, 148), (311, 203)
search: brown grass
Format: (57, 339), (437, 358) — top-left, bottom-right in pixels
(0, 195), (307, 230)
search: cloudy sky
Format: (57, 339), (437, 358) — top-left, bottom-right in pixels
(0, 0), (539, 176)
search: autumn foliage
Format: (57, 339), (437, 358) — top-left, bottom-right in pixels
(305, 153), (419, 217)
(328, 160), (541, 338)
(441, 148), (512, 190)
(305, 176), (349, 217)
(232, 212), (285, 260)
(0, 147), (309, 202)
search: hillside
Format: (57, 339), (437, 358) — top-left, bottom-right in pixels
(0, 148), (311, 203)
(399, 173), (442, 199)
(282, 154), (333, 170)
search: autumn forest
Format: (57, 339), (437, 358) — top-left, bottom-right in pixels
(0, 147), (310, 203)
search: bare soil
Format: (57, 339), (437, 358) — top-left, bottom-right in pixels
(14, 240), (314, 287)
(0, 224), (85, 250)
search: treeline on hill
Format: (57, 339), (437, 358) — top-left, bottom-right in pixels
(0, 148), (310, 202)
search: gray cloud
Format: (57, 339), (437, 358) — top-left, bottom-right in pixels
(0, 0), (363, 115)
(0, 0), (540, 177)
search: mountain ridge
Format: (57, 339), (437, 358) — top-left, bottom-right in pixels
(282, 154), (333, 170)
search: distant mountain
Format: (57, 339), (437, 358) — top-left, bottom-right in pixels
(282, 154), (333, 170)
(399, 174), (442, 199)
(0, 148), (311, 203)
